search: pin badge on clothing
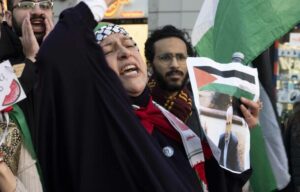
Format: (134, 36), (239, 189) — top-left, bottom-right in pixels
(162, 146), (174, 157)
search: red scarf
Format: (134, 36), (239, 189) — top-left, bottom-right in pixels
(134, 97), (181, 142)
(134, 98), (209, 189)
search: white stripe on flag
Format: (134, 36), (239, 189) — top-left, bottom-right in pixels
(211, 76), (258, 98)
(191, 0), (219, 46)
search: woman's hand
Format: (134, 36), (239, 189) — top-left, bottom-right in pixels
(0, 155), (16, 192)
(240, 97), (262, 129)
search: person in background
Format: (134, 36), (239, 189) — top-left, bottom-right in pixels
(0, 0), (54, 190)
(285, 93), (300, 192)
(145, 25), (259, 134)
(144, 25), (261, 191)
(0, 0), (54, 142)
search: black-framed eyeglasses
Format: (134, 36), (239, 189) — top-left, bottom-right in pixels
(156, 53), (187, 63)
(13, 1), (53, 10)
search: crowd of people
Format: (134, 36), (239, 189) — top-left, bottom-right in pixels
(0, 0), (296, 191)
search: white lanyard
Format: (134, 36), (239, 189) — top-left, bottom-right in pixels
(154, 102), (205, 167)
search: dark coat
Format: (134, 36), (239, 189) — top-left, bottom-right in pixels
(0, 21), (37, 145)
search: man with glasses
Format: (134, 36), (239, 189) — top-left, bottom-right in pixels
(1, 0), (54, 66)
(145, 25), (202, 136)
(0, 0), (53, 142)
(145, 25), (262, 191)
(0, 0), (53, 191)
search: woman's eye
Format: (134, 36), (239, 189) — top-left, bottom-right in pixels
(124, 39), (136, 48)
(104, 50), (113, 55)
(124, 42), (134, 47)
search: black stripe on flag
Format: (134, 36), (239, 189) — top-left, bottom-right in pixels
(196, 66), (255, 84)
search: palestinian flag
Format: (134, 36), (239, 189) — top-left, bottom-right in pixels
(189, 57), (259, 101)
(191, 0), (300, 65)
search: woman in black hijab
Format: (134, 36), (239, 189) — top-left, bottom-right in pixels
(34, 1), (203, 191)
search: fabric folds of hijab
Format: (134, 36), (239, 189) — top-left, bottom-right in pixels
(35, 3), (196, 192)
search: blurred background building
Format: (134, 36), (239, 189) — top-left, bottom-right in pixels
(53, 0), (203, 34)
(51, 0), (203, 60)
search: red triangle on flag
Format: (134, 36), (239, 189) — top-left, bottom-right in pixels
(193, 67), (217, 88)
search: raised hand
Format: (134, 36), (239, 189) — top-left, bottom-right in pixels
(20, 15), (39, 62)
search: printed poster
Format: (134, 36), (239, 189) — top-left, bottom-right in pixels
(187, 57), (259, 173)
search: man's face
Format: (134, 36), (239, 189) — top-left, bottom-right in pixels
(100, 33), (148, 97)
(6, 0), (53, 43)
(152, 37), (188, 92)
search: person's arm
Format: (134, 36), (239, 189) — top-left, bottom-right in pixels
(18, 0), (113, 94)
(0, 167), (31, 192)
(18, 12), (53, 94)
(0, 162), (17, 192)
(80, 0), (115, 22)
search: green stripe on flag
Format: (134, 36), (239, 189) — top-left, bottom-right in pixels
(250, 124), (277, 192)
(9, 105), (44, 188)
(195, 27), (215, 58)
(10, 105), (36, 159)
(198, 83), (255, 100)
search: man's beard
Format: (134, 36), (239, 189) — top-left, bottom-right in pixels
(12, 15), (45, 45)
(152, 67), (188, 92)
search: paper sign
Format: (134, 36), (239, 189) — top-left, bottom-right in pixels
(0, 60), (26, 111)
(187, 57), (260, 173)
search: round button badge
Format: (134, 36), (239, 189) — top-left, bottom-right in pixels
(162, 146), (174, 157)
